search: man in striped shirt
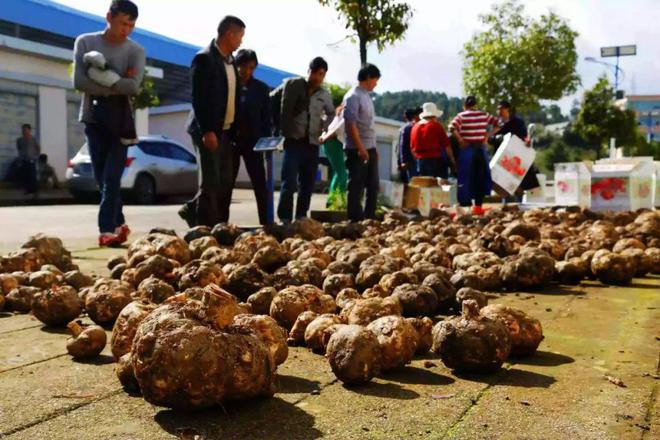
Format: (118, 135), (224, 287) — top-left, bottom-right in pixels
(449, 96), (499, 215)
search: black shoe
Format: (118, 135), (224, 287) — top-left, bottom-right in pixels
(178, 203), (196, 228)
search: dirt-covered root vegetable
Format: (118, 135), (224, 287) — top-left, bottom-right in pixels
(432, 300), (511, 373)
(379, 270), (418, 294)
(176, 284), (244, 330)
(110, 300), (157, 360)
(391, 284), (438, 317)
(231, 314), (288, 366)
(292, 217), (326, 240)
(0, 248), (43, 273)
(612, 238), (645, 254)
(326, 325), (383, 385)
(137, 276), (175, 304)
(110, 263), (127, 280)
(620, 248), (652, 277)
(452, 250), (501, 271)
(211, 223), (243, 246)
(422, 273), (456, 312)
(336, 288), (360, 310)
(449, 271), (484, 291)
(323, 273), (355, 298)
(590, 249), (636, 285)
(107, 256), (127, 271)
(127, 233), (192, 266)
(66, 320), (107, 359)
(116, 353), (139, 391)
(32, 285), (82, 326)
(85, 279), (135, 325)
(28, 270), (60, 290)
(501, 220), (540, 241)
(251, 245), (289, 273)
(341, 296), (403, 326)
(304, 314), (344, 353)
(225, 263), (270, 301)
(406, 317), (434, 355)
(246, 287), (277, 315)
(366, 316), (418, 371)
(361, 284), (389, 299)
(499, 248), (555, 290)
(455, 287), (487, 309)
(288, 311), (319, 345)
(481, 304), (543, 357)
(64, 271), (93, 290)
(5, 286), (41, 313)
(269, 284), (336, 329)
(188, 236), (220, 259)
(131, 299), (275, 410)
(0, 274), (19, 296)
(21, 233), (73, 269)
(644, 247), (660, 274)
(554, 259), (588, 285)
(176, 259), (226, 290)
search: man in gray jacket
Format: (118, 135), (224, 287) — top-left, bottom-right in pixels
(271, 57), (334, 223)
(72, 0), (145, 247)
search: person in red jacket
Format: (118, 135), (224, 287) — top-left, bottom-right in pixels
(411, 102), (455, 181)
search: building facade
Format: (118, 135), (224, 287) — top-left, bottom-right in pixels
(623, 95), (660, 142)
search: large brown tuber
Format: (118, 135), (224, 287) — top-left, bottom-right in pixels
(176, 259), (226, 290)
(304, 314), (344, 353)
(341, 296), (402, 326)
(6, 286), (41, 313)
(137, 276), (175, 304)
(422, 273), (456, 312)
(366, 315), (418, 371)
(246, 287), (277, 315)
(481, 304), (543, 357)
(326, 325), (383, 385)
(269, 284), (335, 329)
(110, 300), (157, 360)
(456, 287), (488, 309)
(323, 273), (355, 298)
(66, 320), (107, 359)
(287, 310), (319, 345)
(225, 263), (270, 301)
(391, 283), (438, 317)
(590, 249), (636, 285)
(131, 294), (275, 410)
(32, 285), (83, 326)
(406, 317), (434, 355)
(432, 300), (511, 373)
(500, 248), (555, 290)
(0, 274), (19, 296)
(85, 278), (135, 325)
(231, 314), (289, 365)
(64, 270), (94, 290)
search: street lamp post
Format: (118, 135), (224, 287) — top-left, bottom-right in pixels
(584, 57), (625, 95)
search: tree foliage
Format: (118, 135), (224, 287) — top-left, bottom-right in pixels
(133, 76), (160, 110)
(373, 90), (463, 122)
(326, 83), (351, 107)
(318, 0), (413, 64)
(573, 77), (639, 158)
(462, 0), (580, 113)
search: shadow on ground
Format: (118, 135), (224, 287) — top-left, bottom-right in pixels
(154, 397), (322, 440)
(454, 367), (557, 389)
(277, 374), (321, 394)
(343, 381), (420, 399)
(514, 350), (575, 367)
(383, 366), (455, 386)
(72, 354), (114, 366)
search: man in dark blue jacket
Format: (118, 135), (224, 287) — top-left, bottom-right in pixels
(397, 107), (421, 183)
(232, 49), (271, 225)
(182, 16), (244, 227)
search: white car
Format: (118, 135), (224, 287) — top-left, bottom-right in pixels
(66, 135), (198, 204)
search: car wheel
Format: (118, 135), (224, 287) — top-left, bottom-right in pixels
(132, 174), (156, 204)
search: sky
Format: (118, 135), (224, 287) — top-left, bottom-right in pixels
(54, 0), (660, 113)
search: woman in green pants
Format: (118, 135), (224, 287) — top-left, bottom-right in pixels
(321, 105), (348, 210)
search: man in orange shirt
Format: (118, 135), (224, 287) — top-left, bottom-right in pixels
(411, 102), (455, 181)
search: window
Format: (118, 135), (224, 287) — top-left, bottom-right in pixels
(138, 142), (171, 159)
(166, 143), (196, 164)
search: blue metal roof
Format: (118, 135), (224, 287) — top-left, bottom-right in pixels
(1, 0), (295, 88)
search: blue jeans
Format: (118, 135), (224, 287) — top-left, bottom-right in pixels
(346, 148), (379, 222)
(277, 139), (319, 222)
(85, 123), (127, 233)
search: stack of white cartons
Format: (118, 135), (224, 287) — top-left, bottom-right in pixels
(522, 174), (547, 204)
(590, 158), (655, 211)
(554, 162), (592, 208)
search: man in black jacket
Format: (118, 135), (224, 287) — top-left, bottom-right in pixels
(182, 16), (245, 227)
(232, 49), (271, 225)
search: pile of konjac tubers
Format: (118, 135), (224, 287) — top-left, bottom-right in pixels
(1, 207), (658, 410)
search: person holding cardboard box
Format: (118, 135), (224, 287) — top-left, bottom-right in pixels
(450, 96), (499, 216)
(411, 102), (455, 182)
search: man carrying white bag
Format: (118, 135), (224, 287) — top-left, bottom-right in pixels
(489, 132), (537, 197)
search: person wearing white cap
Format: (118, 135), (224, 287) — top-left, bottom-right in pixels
(410, 102), (455, 180)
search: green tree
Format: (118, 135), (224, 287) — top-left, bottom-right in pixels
(373, 90), (463, 122)
(573, 77), (639, 158)
(462, 0), (580, 113)
(318, 0), (413, 64)
(325, 83), (351, 107)
(133, 76), (160, 110)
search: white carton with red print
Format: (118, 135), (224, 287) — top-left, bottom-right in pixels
(554, 162), (591, 208)
(379, 180), (405, 208)
(489, 133), (536, 195)
(522, 174), (547, 204)
(417, 185), (457, 216)
(590, 158), (655, 211)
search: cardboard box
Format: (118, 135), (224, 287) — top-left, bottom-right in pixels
(489, 133), (536, 195)
(403, 185), (421, 209)
(522, 174), (547, 204)
(379, 180), (405, 208)
(409, 176), (439, 187)
(589, 159), (655, 211)
(417, 186), (457, 216)
(554, 162), (591, 208)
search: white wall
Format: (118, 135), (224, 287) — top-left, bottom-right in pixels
(135, 108), (149, 137)
(0, 50), (71, 84)
(38, 86), (67, 180)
